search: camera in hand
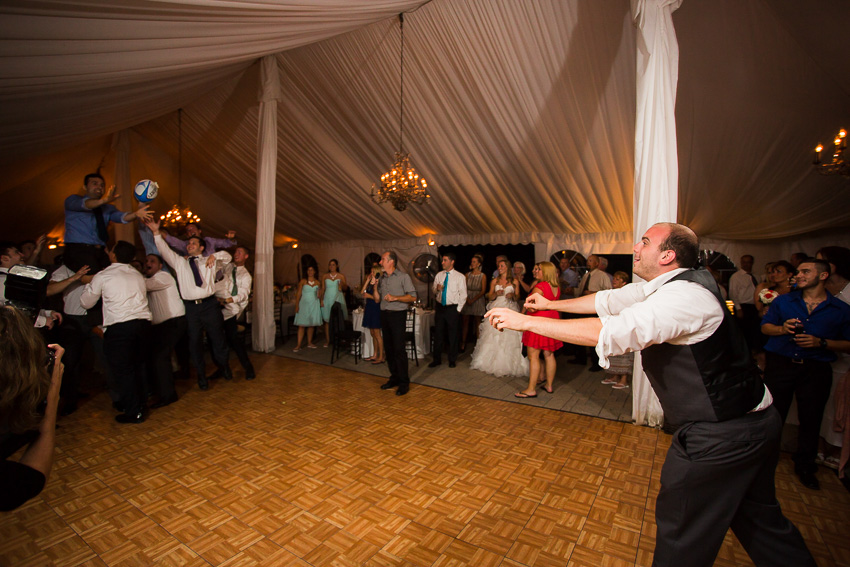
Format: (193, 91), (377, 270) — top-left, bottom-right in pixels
(45, 347), (56, 370)
(792, 321), (804, 335)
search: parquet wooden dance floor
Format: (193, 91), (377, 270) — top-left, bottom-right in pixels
(2, 354), (848, 566)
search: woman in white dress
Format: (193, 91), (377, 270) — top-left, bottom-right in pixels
(470, 259), (528, 377)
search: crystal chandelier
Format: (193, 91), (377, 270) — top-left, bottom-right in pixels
(161, 109), (201, 230)
(813, 128), (849, 177)
(371, 13), (430, 212)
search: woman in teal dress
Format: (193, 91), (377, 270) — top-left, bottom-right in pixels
(320, 259), (348, 347)
(293, 265), (322, 352)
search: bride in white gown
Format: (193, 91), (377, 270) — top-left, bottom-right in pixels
(470, 259), (529, 377)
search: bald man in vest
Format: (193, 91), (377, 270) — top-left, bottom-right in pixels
(484, 223), (815, 567)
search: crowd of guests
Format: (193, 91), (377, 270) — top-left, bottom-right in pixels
(722, 247), (850, 490)
(299, 248), (630, 401)
(0, 172), (260, 511)
(1, 172), (256, 427)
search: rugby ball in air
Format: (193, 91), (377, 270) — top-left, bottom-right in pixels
(133, 179), (159, 203)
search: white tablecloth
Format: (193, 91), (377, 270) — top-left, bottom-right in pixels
(352, 309), (434, 359)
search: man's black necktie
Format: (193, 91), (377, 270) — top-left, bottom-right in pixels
(188, 256), (204, 287)
(93, 206), (109, 244)
(749, 273), (758, 287)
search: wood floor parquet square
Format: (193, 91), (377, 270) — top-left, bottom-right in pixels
(2, 353), (849, 566)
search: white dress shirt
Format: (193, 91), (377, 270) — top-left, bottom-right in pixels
(588, 269), (613, 293)
(215, 264), (252, 321)
(145, 270), (185, 324)
(50, 264), (87, 316)
(433, 268), (467, 312)
(153, 233), (231, 300)
(594, 267), (771, 411)
(80, 263), (151, 327)
(728, 269), (757, 306)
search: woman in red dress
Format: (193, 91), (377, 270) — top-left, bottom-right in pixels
(516, 261), (562, 398)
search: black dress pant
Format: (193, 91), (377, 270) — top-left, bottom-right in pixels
(62, 313), (115, 402)
(763, 352), (833, 473)
(381, 310), (408, 384)
(104, 319), (151, 415)
(184, 297), (230, 381)
(63, 243), (110, 274)
(653, 407), (815, 567)
(223, 316), (254, 374)
(432, 302), (461, 364)
(148, 316), (186, 401)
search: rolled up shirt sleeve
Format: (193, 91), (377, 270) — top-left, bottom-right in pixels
(594, 279), (723, 368)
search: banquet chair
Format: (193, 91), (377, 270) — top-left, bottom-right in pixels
(404, 307), (418, 367)
(329, 302), (361, 364)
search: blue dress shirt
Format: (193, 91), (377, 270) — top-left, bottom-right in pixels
(64, 194), (127, 245)
(762, 290), (850, 362)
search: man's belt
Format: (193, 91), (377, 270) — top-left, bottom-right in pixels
(184, 295), (216, 305)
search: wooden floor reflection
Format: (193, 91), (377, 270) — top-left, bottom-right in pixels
(1, 353), (847, 566)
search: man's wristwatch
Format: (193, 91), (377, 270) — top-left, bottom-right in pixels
(819, 338), (828, 348)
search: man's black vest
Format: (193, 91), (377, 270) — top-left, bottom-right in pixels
(640, 269), (765, 428)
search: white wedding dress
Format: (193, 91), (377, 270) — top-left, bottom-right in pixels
(470, 285), (529, 377)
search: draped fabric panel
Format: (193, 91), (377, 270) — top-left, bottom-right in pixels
(3, 0), (847, 256)
(252, 56), (281, 353)
(630, 0), (682, 427)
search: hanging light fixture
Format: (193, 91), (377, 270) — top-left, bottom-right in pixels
(161, 108), (202, 230)
(371, 13), (430, 212)
(813, 128), (849, 177)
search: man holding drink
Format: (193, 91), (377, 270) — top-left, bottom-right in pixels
(762, 258), (850, 490)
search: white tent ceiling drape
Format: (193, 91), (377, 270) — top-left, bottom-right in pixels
(4, 0), (847, 259)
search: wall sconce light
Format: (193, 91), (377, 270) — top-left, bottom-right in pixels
(291, 242), (299, 249)
(427, 237), (436, 247)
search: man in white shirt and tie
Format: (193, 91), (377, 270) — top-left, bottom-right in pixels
(429, 253), (467, 369)
(215, 245), (255, 380)
(144, 253), (186, 408)
(80, 241), (152, 424)
(144, 218), (232, 391)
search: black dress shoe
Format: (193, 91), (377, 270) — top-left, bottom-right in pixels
(448, 362), (456, 368)
(428, 361), (441, 368)
(797, 471), (820, 490)
(380, 380), (398, 390)
(245, 371), (256, 381)
(223, 367), (233, 380)
(396, 384), (409, 396)
(115, 412), (144, 424)
(198, 380), (209, 391)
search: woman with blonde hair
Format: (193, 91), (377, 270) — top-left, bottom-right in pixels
(516, 261), (562, 398)
(0, 305), (65, 511)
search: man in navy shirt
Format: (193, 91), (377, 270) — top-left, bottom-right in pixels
(64, 173), (151, 274)
(762, 258), (850, 490)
